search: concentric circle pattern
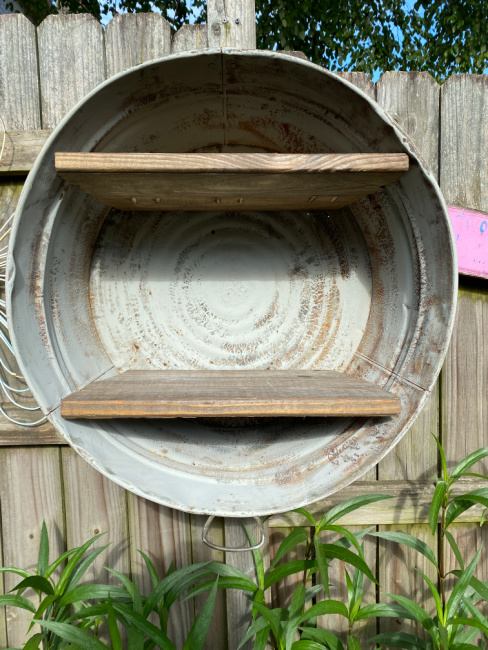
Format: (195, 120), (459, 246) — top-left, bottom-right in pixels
(90, 209), (372, 373)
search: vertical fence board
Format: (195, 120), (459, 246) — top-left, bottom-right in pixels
(0, 14), (40, 130)
(38, 14), (106, 129)
(127, 494), (193, 646)
(375, 70), (441, 640)
(61, 448), (130, 584)
(0, 493), (6, 649)
(172, 24), (209, 53)
(105, 13), (171, 78)
(190, 515), (228, 649)
(441, 72), (488, 620)
(0, 448), (64, 647)
(225, 518), (269, 650)
(335, 71), (375, 100)
(207, 0), (256, 48)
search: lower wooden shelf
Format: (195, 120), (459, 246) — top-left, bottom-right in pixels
(60, 369), (401, 419)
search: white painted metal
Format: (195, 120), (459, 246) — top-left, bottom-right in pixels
(7, 50), (457, 515)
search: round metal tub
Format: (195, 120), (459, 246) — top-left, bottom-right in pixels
(7, 50), (457, 516)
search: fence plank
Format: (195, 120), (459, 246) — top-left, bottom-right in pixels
(335, 71), (375, 100)
(375, 70), (441, 639)
(190, 515), (228, 649)
(0, 448), (64, 646)
(207, 0), (256, 48)
(172, 24), (209, 53)
(105, 13), (171, 78)
(225, 517), (269, 650)
(61, 448), (130, 586)
(127, 493), (193, 647)
(37, 14), (106, 129)
(0, 14), (40, 130)
(377, 71), (440, 176)
(0, 493), (6, 649)
(0, 129), (51, 174)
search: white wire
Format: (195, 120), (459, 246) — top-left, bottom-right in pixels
(0, 405), (46, 427)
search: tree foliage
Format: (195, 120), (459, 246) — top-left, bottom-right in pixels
(10, 0), (488, 80)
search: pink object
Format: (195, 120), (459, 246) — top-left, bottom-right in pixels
(448, 206), (488, 279)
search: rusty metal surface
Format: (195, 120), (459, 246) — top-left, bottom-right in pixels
(7, 50), (457, 516)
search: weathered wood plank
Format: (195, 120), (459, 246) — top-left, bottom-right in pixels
(377, 71), (440, 177)
(0, 129), (52, 174)
(105, 13), (171, 78)
(440, 75), (488, 213)
(60, 369), (401, 419)
(37, 14), (106, 129)
(0, 15), (40, 130)
(224, 517), (269, 650)
(335, 72), (375, 100)
(190, 515), (228, 649)
(269, 479), (488, 526)
(127, 493), (193, 646)
(0, 448), (64, 646)
(0, 508), (7, 650)
(172, 24), (209, 53)
(61, 447), (130, 585)
(207, 0), (256, 49)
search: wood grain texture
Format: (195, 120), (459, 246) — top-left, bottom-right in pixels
(190, 516), (228, 649)
(37, 14), (106, 129)
(269, 479), (488, 527)
(0, 448), (64, 646)
(105, 13), (171, 78)
(440, 75), (488, 213)
(335, 71), (375, 100)
(61, 447), (130, 586)
(224, 517), (269, 650)
(0, 129), (51, 174)
(378, 524), (438, 636)
(172, 24), (209, 53)
(0, 508), (6, 650)
(127, 493), (193, 646)
(60, 369), (401, 418)
(0, 14), (40, 130)
(207, 0), (256, 49)
(377, 71), (441, 177)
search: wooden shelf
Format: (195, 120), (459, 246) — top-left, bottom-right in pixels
(55, 152), (409, 212)
(60, 370), (401, 419)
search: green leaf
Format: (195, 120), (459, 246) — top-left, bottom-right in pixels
(299, 599), (348, 623)
(264, 560), (316, 591)
(450, 645), (485, 649)
(433, 434), (448, 482)
(317, 495), (393, 530)
(369, 530), (438, 569)
(37, 522), (49, 577)
(143, 562), (210, 617)
(334, 527), (375, 550)
(45, 548), (79, 579)
(185, 576), (257, 600)
(250, 602), (284, 646)
(414, 568), (443, 624)
(451, 447), (488, 479)
(59, 584), (128, 606)
(0, 593), (36, 613)
(347, 636), (361, 650)
(446, 490), (488, 527)
(107, 597), (123, 650)
(138, 551), (159, 589)
(32, 620), (109, 649)
(445, 530), (465, 571)
(244, 525), (265, 591)
(449, 617), (488, 635)
(270, 528), (309, 569)
(319, 542), (377, 585)
(30, 594), (56, 630)
(285, 583), (306, 650)
(290, 642), (325, 650)
(447, 546), (482, 619)
(321, 525), (363, 556)
(105, 567), (135, 599)
(65, 544), (110, 593)
(369, 631), (428, 649)
(24, 633), (45, 649)
(11, 575), (54, 596)
(293, 508), (316, 526)
(385, 594), (436, 634)
(112, 602), (176, 650)
(57, 533), (105, 595)
(355, 603), (415, 621)
(0, 567), (31, 579)
(300, 627), (345, 650)
(430, 480), (447, 534)
(254, 625), (270, 650)
(183, 577), (219, 650)
(238, 616), (269, 649)
(314, 536), (330, 598)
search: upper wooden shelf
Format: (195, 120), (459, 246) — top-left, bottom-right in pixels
(55, 152), (409, 212)
(60, 369), (401, 419)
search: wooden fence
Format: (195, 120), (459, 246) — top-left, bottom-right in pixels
(0, 8), (487, 649)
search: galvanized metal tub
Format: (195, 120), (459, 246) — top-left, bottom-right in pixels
(7, 50), (457, 516)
